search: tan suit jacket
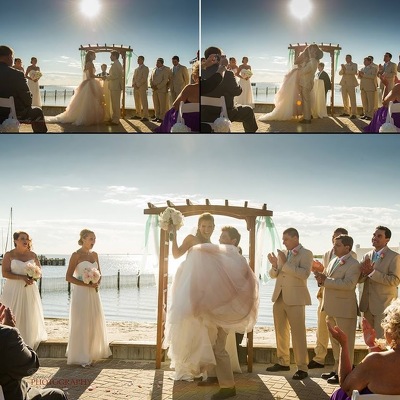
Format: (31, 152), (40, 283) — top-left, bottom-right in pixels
(108, 59), (124, 91)
(339, 62), (359, 87)
(359, 65), (378, 91)
(383, 61), (398, 84)
(298, 59), (318, 89)
(270, 246), (313, 305)
(170, 64), (189, 95)
(359, 247), (400, 315)
(150, 66), (170, 93)
(321, 255), (361, 318)
(132, 64), (149, 90)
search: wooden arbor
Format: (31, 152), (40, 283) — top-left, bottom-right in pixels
(144, 199), (273, 373)
(288, 43), (342, 116)
(79, 44), (133, 117)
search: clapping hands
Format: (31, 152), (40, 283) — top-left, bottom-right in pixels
(362, 317), (376, 348)
(327, 322), (348, 347)
(360, 256), (374, 276)
(0, 303), (16, 327)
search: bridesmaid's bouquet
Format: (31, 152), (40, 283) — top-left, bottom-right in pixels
(29, 70), (42, 81)
(24, 262), (41, 287)
(159, 207), (184, 240)
(239, 69), (253, 79)
(82, 267), (101, 292)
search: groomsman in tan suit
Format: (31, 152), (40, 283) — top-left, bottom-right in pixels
(359, 226), (400, 339)
(314, 235), (361, 385)
(107, 51), (124, 125)
(378, 52), (398, 100)
(358, 57), (377, 120)
(266, 228), (313, 380)
(131, 55), (149, 121)
(309, 228), (357, 370)
(150, 58), (170, 122)
(368, 55), (379, 111)
(170, 55), (189, 103)
(339, 54), (358, 119)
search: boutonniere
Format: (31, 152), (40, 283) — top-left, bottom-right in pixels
(292, 248), (298, 256)
(339, 259), (346, 266)
(380, 253), (385, 260)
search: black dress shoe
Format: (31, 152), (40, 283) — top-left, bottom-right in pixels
(130, 115), (141, 120)
(364, 116), (372, 121)
(299, 119), (311, 124)
(292, 370), (308, 380)
(211, 387), (236, 399)
(266, 363), (290, 372)
(327, 374), (339, 384)
(350, 114), (357, 119)
(307, 360), (324, 369)
(321, 371), (336, 380)
(340, 113), (350, 117)
(198, 377), (219, 386)
(151, 117), (158, 122)
(140, 117), (149, 122)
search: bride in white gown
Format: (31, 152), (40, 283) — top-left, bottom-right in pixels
(164, 214), (259, 381)
(0, 231), (47, 350)
(65, 229), (111, 366)
(259, 44), (322, 121)
(47, 50), (104, 126)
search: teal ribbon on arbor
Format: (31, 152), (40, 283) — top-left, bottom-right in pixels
(288, 48), (295, 70)
(334, 49), (341, 73)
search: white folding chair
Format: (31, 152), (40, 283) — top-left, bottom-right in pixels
(388, 101), (400, 126)
(0, 96), (17, 119)
(351, 390), (400, 399)
(176, 101), (199, 128)
(201, 96), (230, 132)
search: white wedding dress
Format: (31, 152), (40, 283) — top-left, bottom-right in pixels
(27, 70), (42, 107)
(0, 259), (47, 350)
(259, 68), (301, 121)
(66, 261), (111, 365)
(47, 68), (104, 126)
(163, 244), (259, 381)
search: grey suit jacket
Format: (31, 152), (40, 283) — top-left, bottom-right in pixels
(0, 325), (39, 400)
(359, 247), (400, 315)
(321, 255), (361, 318)
(269, 245), (313, 305)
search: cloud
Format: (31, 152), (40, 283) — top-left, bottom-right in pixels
(105, 186), (139, 197)
(57, 186), (90, 192)
(22, 184), (90, 192)
(22, 185), (45, 191)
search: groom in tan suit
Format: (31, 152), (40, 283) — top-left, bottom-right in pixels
(267, 228), (313, 380)
(359, 226), (400, 339)
(107, 51), (124, 125)
(131, 55), (149, 121)
(314, 235), (361, 385)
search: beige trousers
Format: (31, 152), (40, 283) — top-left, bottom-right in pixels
(133, 87), (149, 118)
(313, 298), (329, 364)
(341, 86), (357, 115)
(152, 90), (167, 120)
(213, 327), (235, 388)
(110, 89), (122, 123)
(361, 89), (376, 118)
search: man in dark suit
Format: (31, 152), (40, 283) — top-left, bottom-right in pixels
(201, 46), (258, 132)
(0, 304), (66, 400)
(317, 62), (331, 101)
(0, 45), (47, 132)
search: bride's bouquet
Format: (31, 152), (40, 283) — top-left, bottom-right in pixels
(239, 69), (253, 79)
(82, 267), (101, 292)
(29, 70), (42, 81)
(24, 262), (41, 287)
(159, 207), (184, 240)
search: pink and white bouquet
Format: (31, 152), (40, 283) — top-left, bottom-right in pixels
(82, 267), (101, 292)
(239, 69), (253, 79)
(24, 262), (41, 287)
(159, 207), (184, 240)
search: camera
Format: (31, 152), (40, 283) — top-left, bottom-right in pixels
(215, 54), (221, 62)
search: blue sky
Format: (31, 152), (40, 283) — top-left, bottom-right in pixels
(3, 0), (199, 87)
(1, 135), (400, 256)
(201, 0), (400, 83)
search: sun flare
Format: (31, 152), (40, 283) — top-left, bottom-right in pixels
(80, 0), (101, 18)
(289, 0), (312, 20)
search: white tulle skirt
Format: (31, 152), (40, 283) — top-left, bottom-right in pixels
(47, 78), (105, 126)
(163, 244), (259, 380)
(259, 68), (301, 121)
(236, 78), (254, 108)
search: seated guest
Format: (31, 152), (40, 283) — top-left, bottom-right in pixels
(329, 299), (400, 399)
(0, 303), (67, 400)
(0, 45), (47, 132)
(364, 82), (400, 132)
(201, 46), (258, 133)
(155, 61), (200, 133)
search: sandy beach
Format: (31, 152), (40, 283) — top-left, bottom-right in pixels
(44, 318), (366, 346)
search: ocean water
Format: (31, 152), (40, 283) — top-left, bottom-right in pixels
(0, 254), (321, 327)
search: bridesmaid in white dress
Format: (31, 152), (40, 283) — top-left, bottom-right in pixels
(0, 231), (47, 350)
(25, 57), (42, 107)
(236, 57), (254, 108)
(65, 229), (111, 367)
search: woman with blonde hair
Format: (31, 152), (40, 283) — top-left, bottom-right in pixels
(65, 229), (111, 366)
(0, 231), (47, 349)
(329, 298), (400, 399)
